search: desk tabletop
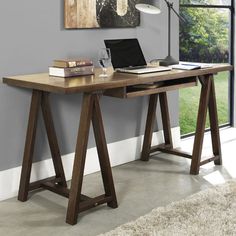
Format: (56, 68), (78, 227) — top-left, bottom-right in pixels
(3, 64), (233, 94)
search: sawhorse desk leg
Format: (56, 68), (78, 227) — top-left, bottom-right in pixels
(18, 90), (117, 225)
(190, 75), (222, 174)
(141, 92), (173, 161)
(66, 93), (117, 225)
(141, 74), (222, 175)
(18, 90), (67, 201)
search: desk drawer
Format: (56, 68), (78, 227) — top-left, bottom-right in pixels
(104, 77), (197, 98)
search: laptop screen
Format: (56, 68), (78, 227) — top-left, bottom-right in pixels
(104, 39), (147, 69)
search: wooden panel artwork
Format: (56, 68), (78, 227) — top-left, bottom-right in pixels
(64, 0), (140, 28)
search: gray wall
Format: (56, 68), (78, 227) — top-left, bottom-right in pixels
(0, 0), (179, 171)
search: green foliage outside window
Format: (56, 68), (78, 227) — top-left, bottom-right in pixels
(180, 2), (230, 62)
(179, 0), (231, 135)
(180, 0), (231, 6)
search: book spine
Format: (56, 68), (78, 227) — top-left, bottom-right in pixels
(49, 66), (94, 77)
(54, 60), (93, 68)
(64, 67), (94, 77)
(63, 66), (94, 73)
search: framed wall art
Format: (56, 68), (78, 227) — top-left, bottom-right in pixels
(64, 0), (140, 29)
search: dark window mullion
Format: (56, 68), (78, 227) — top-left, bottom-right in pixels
(229, 0), (235, 125)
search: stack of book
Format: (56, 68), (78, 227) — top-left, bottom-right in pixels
(49, 59), (94, 77)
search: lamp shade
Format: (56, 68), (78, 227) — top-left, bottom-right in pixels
(135, 0), (161, 14)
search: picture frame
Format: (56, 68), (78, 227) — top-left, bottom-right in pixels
(64, 0), (140, 29)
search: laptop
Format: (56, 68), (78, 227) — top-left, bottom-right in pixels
(104, 38), (171, 74)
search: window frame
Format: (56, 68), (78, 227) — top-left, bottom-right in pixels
(179, 0), (235, 138)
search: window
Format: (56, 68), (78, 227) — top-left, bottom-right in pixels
(179, 0), (234, 136)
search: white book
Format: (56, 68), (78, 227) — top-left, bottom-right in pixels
(172, 62), (213, 70)
(49, 66), (94, 77)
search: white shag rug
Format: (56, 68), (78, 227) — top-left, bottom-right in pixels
(100, 180), (236, 236)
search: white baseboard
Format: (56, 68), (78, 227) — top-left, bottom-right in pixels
(0, 127), (180, 201)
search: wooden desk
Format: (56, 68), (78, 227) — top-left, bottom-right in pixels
(3, 64), (232, 225)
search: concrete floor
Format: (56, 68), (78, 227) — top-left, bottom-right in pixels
(0, 128), (236, 236)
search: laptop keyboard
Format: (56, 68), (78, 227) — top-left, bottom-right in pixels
(123, 66), (147, 70)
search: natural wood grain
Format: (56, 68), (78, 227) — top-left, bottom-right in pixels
(18, 90), (42, 202)
(64, 0), (77, 28)
(41, 93), (67, 187)
(76, 0), (99, 28)
(104, 87), (127, 98)
(199, 156), (220, 166)
(141, 94), (158, 161)
(140, 91), (173, 162)
(18, 91), (68, 201)
(151, 144), (192, 159)
(159, 92), (173, 148)
(66, 93), (117, 225)
(15, 89), (118, 225)
(64, 0), (99, 28)
(28, 176), (62, 191)
(136, 72), (224, 175)
(208, 76), (222, 165)
(42, 182), (70, 198)
(78, 195), (113, 213)
(104, 78), (197, 98)
(3, 65), (233, 94)
(92, 94), (118, 208)
(66, 93), (94, 225)
(190, 75), (212, 175)
(4, 63), (233, 226)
